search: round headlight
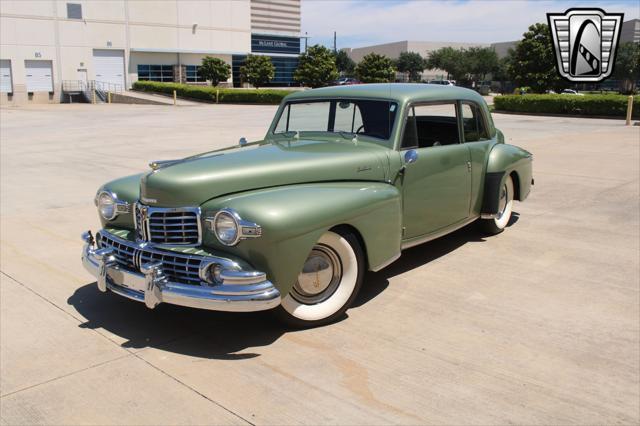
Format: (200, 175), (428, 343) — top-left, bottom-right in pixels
(213, 210), (239, 245)
(97, 191), (117, 220)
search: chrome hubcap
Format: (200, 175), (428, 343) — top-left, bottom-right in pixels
(292, 245), (342, 305)
(496, 183), (508, 219)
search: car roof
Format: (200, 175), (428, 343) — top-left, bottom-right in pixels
(284, 83), (485, 105)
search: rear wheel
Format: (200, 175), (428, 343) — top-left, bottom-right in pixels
(277, 230), (364, 328)
(481, 175), (514, 235)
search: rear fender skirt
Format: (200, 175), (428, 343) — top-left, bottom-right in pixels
(481, 171), (505, 215)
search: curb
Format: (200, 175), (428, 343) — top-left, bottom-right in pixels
(492, 110), (639, 121)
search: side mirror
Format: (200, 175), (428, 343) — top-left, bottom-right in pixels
(404, 149), (418, 164)
(239, 137), (248, 147)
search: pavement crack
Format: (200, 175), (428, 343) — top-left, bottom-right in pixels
(1, 270), (86, 324)
(0, 354), (132, 399)
(128, 352), (255, 425)
(0, 271), (254, 425)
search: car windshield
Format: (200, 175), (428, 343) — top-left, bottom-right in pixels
(273, 99), (398, 140)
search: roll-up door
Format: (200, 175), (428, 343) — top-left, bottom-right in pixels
(25, 60), (54, 92)
(93, 50), (125, 88)
(0, 60), (13, 93)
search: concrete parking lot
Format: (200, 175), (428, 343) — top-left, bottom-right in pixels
(1, 103), (638, 425)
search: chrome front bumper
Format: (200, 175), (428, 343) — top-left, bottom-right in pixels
(81, 231), (281, 312)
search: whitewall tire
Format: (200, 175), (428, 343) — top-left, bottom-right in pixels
(277, 230), (364, 327)
(481, 175), (514, 235)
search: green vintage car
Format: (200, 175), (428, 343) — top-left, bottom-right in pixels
(82, 84), (533, 327)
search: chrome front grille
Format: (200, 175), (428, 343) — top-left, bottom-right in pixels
(134, 203), (201, 246)
(97, 232), (202, 285)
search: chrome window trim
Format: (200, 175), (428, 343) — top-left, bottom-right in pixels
(395, 100), (462, 151)
(134, 203), (203, 248)
(460, 100), (492, 143)
(268, 97), (400, 144)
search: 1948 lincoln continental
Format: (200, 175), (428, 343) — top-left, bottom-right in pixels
(82, 84), (533, 327)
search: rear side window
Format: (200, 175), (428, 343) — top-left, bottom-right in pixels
(402, 102), (459, 148)
(461, 102), (490, 142)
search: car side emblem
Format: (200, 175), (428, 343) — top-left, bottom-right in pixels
(547, 8), (623, 82)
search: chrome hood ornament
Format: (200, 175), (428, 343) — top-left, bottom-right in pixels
(149, 159), (181, 171)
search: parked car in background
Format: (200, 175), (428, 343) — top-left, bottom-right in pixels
(82, 84), (533, 327)
(427, 80), (455, 86)
(332, 77), (362, 86)
(561, 89), (585, 96)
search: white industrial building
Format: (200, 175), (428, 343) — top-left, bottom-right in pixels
(0, 0), (301, 105)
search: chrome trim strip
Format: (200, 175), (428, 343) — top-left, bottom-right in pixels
(480, 213), (498, 219)
(400, 216), (479, 250)
(219, 270), (267, 285)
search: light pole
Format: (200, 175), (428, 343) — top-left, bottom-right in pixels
(301, 32), (310, 53)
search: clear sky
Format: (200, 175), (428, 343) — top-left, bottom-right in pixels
(301, 0), (640, 49)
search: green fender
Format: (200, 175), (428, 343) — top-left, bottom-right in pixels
(200, 182), (402, 296)
(482, 143), (533, 214)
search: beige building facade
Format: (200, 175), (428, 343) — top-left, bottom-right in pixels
(0, 0), (300, 105)
(345, 40), (490, 81)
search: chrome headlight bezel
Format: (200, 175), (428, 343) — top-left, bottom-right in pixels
(206, 208), (262, 247)
(212, 210), (240, 246)
(94, 190), (130, 221)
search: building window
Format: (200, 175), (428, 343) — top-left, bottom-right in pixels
(232, 55), (299, 87)
(66, 3), (82, 19)
(185, 65), (206, 83)
(137, 65), (174, 82)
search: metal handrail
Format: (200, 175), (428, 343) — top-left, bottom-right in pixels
(94, 81), (123, 94)
(62, 80), (86, 93)
(62, 80), (124, 103)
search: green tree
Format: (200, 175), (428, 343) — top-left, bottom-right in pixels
(466, 47), (499, 83)
(425, 47), (468, 82)
(240, 55), (275, 88)
(506, 23), (564, 93)
(335, 49), (355, 75)
(613, 42), (640, 94)
(294, 45), (339, 88)
(493, 56), (512, 82)
(199, 56), (231, 86)
(396, 51), (425, 82)
(355, 53), (396, 83)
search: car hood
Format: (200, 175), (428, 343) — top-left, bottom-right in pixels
(140, 139), (390, 207)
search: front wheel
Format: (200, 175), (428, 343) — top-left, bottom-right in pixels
(480, 175), (514, 235)
(276, 230), (364, 328)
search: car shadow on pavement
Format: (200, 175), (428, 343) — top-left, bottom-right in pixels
(67, 216), (516, 359)
(354, 220), (492, 308)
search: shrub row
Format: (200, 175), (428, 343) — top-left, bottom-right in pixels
(493, 94), (639, 119)
(132, 81), (291, 104)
